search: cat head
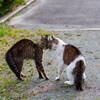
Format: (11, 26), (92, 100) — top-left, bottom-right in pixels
(40, 35), (49, 49)
(48, 35), (59, 50)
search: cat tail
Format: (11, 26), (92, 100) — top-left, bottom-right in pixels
(74, 60), (85, 91)
(5, 51), (20, 77)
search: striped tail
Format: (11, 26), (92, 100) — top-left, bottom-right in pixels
(5, 51), (20, 78)
(74, 60), (85, 91)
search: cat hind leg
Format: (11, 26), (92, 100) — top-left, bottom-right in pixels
(15, 59), (24, 81)
(64, 65), (74, 85)
(83, 72), (86, 80)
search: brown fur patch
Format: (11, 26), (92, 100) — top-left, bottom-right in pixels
(72, 60), (86, 75)
(63, 44), (81, 65)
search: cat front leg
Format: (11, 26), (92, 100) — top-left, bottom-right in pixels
(35, 62), (44, 79)
(55, 63), (64, 81)
(35, 60), (49, 80)
(40, 66), (49, 80)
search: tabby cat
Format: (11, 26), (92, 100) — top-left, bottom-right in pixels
(5, 35), (49, 80)
(48, 35), (86, 91)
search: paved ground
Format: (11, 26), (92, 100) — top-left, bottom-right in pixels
(0, 29), (100, 100)
(22, 30), (100, 100)
(7, 0), (100, 30)
(4, 0), (100, 99)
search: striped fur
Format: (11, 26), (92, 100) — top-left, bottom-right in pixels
(5, 36), (49, 80)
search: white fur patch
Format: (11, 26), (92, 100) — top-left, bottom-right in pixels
(50, 37), (86, 85)
(66, 55), (86, 73)
(53, 38), (67, 80)
(49, 36), (53, 41)
(65, 55), (86, 85)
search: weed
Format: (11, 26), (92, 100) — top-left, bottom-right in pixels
(44, 96), (51, 100)
(79, 98), (84, 100)
(34, 80), (39, 83)
(38, 29), (51, 36)
(65, 90), (70, 92)
(30, 72), (34, 76)
(64, 33), (73, 36)
(93, 55), (99, 59)
(57, 36), (62, 39)
(76, 34), (82, 36)
(30, 63), (32, 66)
(69, 37), (74, 40)
(85, 86), (92, 89)
(33, 38), (40, 42)
(95, 97), (100, 100)
(68, 93), (77, 97)
(47, 59), (53, 65)
(33, 90), (38, 96)
(0, 96), (13, 100)
(39, 85), (45, 88)
(30, 32), (35, 36)
(85, 51), (93, 54)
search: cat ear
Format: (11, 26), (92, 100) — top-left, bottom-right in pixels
(41, 35), (44, 39)
(45, 35), (48, 39)
(51, 35), (54, 38)
(41, 35), (43, 38)
(48, 35), (54, 40)
(51, 35), (54, 39)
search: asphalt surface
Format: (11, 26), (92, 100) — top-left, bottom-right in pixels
(7, 0), (100, 30)
(5, 1), (100, 99)
(25, 30), (100, 100)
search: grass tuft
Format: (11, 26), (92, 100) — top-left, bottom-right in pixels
(38, 29), (51, 36)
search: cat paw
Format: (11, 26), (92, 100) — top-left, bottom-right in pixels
(46, 76), (49, 80)
(20, 72), (26, 77)
(64, 81), (74, 85)
(83, 75), (86, 80)
(19, 77), (25, 81)
(55, 77), (60, 81)
(39, 76), (44, 79)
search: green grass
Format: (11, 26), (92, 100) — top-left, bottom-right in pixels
(33, 37), (40, 42)
(0, 96), (13, 100)
(76, 34), (82, 36)
(0, 24), (52, 99)
(0, 24), (37, 37)
(57, 36), (62, 39)
(64, 33), (73, 36)
(85, 51), (93, 54)
(38, 29), (51, 36)
(93, 55), (99, 59)
(85, 86), (92, 89)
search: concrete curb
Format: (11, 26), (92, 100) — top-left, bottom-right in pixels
(48, 28), (100, 31)
(0, 0), (34, 23)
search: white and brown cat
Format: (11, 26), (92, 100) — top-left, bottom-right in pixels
(48, 35), (86, 91)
